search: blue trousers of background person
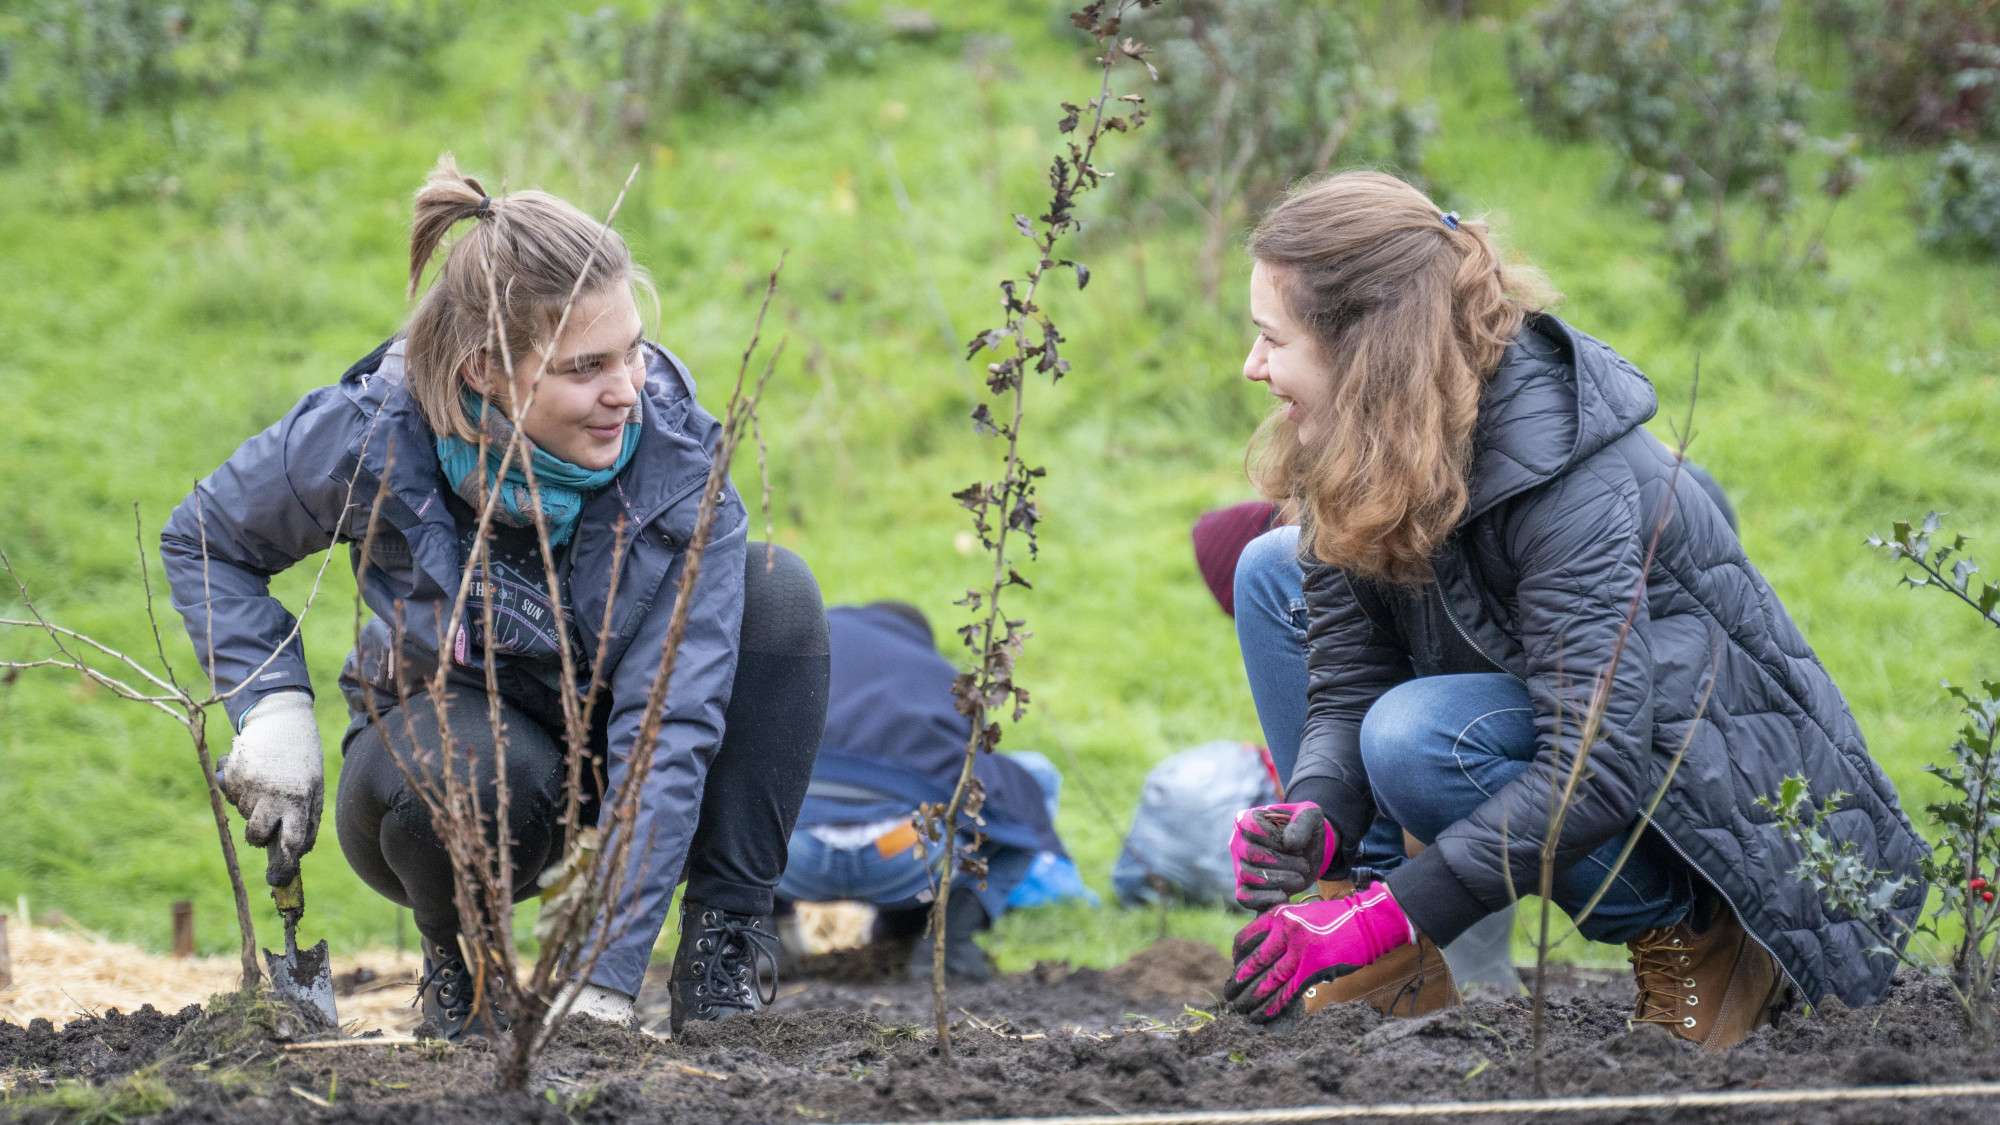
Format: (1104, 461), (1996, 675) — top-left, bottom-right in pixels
(775, 751), (1068, 923)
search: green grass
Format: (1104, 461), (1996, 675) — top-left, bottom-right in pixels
(0, 1070), (178, 1124)
(1, 1), (1996, 983)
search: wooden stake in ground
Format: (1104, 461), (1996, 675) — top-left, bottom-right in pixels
(171, 901), (194, 959)
(0, 914), (11, 990)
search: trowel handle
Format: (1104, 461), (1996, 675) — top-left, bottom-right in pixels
(272, 873), (304, 914)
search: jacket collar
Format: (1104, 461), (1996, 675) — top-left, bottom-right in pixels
(1461, 313), (1659, 524)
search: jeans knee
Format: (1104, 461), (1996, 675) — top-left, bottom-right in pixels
(1359, 681), (1448, 811)
(1232, 526), (1302, 623)
(743, 543), (828, 655)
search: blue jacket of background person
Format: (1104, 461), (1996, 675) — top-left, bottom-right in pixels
(805, 605), (1063, 858)
(159, 336), (748, 998)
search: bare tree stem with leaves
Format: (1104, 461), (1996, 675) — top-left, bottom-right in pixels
(926, 0), (1156, 1061)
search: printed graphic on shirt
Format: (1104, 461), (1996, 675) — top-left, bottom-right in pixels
(456, 523), (569, 664)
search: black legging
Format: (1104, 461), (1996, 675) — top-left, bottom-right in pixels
(334, 544), (829, 944)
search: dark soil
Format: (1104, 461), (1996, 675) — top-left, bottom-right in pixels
(4, 943), (1998, 1124)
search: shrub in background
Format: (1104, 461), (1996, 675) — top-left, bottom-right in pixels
(1133, 0), (1433, 298)
(1922, 142), (2000, 259)
(533, 0), (876, 151)
(0, 0), (463, 124)
(1509, 0), (1857, 308)
(1765, 513), (2000, 1040)
(1814, 0), (1999, 145)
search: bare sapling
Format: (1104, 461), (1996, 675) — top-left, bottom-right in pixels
(1761, 513), (2000, 1041)
(357, 155), (789, 1087)
(1516, 381), (1709, 1087)
(1, 428), (385, 993)
(928, 0), (1156, 1060)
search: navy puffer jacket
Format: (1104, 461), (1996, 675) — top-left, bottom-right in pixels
(1286, 314), (1926, 1007)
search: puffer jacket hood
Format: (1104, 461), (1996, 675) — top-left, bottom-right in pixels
(1462, 313), (1659, 521)
(1287, 313), (1927, 1008)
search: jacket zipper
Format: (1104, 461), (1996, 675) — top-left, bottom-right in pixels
(1435, 583), (1510, 676)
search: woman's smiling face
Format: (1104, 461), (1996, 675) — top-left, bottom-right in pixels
(1243, 259), (1331, 445)
(472, 286), (645, 470)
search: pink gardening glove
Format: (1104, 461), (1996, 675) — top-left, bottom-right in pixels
(1229, 802), (1338, 910)
(1224, 882), (1414, 1022)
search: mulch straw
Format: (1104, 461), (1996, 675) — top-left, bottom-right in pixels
(0, 915), (422, 1035)
(0, 901), (872, 1035)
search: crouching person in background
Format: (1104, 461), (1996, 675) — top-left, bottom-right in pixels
(160, 155), (830, 1041)
(775, 603), (1085, 982)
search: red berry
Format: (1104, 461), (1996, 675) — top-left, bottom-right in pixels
(1984, 891), (1995, 904)
(1972, 877), (1989, 891)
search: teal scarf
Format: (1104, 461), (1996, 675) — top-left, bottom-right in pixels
(434, 391), (640, 547)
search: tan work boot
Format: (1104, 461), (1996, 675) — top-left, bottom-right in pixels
(1627, 905), (1781, 1051)
(1297, 879), (1460, 1018)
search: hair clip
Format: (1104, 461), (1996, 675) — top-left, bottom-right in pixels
(473, 195), (493, 219)
(1441, 211), (1460, 231)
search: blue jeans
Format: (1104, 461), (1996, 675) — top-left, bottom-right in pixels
(1233, 526), (1691, 946)
(777, 826), (1034, 924)
(776, 749), (1062, 924)
(1233, 525), (1409, 873)
(1363, 674), (1693, 942)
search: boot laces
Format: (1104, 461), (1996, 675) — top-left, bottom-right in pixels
(688, 912), (782, 1017)
(413, 952), (470, 1022)
(1629, 927), (1698, 1029)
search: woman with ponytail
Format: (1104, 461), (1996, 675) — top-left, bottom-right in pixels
(160, 155), (829, 1040)
(1222, 171), (1924, 1050)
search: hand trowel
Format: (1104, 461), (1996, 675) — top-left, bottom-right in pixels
(265, 872), (339, 1028)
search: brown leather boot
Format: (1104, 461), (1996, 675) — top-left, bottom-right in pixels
(1627, 905), (1781, 1051)
(1297, 879), (1460, 1018)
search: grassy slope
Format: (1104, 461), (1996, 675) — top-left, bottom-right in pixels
(1, 2), (1995, 974)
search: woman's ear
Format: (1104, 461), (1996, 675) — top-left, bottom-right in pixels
(458, 350), (491, 396)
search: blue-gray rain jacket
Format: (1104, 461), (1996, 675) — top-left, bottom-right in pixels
(160, 338), (747, 995)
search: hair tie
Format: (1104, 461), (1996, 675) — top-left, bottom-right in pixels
(1441, 211), (1460, 231)
(473, 195), (493, 219)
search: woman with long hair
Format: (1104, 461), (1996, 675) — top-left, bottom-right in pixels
(1223, 171), (1925, 1050)
(161, 155), (829, 1040)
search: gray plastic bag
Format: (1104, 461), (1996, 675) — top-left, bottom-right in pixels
(1112, 740), (1282, 906)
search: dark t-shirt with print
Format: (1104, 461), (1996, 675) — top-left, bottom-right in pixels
(445, 491), (588, 723)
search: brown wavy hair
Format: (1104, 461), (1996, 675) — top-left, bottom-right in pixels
(1247, 171), (1557, 585)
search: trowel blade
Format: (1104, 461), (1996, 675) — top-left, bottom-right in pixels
(265, 938), (339, 1029)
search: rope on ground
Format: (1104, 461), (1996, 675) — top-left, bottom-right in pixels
(854, 1081), (2000, 1125)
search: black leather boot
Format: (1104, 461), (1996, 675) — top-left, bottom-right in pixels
(668, 900), (781, 1035)
(415, 934), (509, 1042)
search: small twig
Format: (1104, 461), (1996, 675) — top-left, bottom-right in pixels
(132, 504), (186, 695)
(664, 1060), (730, 1081)
(283, 1037), (426, 1052)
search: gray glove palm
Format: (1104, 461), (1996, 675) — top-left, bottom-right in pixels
(219, 690), (324, 886)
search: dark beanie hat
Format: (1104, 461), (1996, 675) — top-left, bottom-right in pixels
(1191, 500), (1282, 617)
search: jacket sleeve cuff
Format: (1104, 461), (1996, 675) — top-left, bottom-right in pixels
(1283, 774), (1372, 870)
(1385, 847), (1492, 947)
(229, 677), (316, 732)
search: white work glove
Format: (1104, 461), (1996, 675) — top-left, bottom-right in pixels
(218, 689), (324, 887)
(551, 983), (636, 1029)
